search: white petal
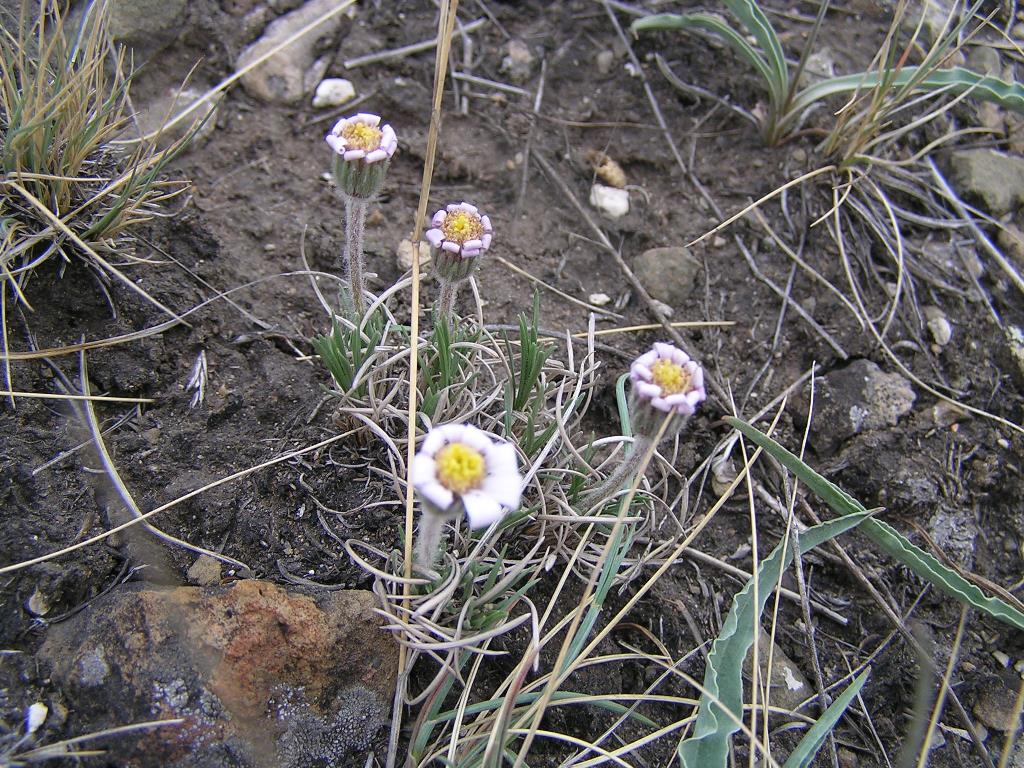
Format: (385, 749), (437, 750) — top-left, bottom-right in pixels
(462, 491), (505, 529)
(365, 149), (387, 163)
(328, 117), (349, 135)
(344, 149), (367, 161)
(355, 113), (381, 126)
(689, 364), (704, 389)
(481, 233), (492, 250)
(425, 228), (443, 248)
(459, 425), (492, 452)
(411, 454), (437, 487)
(418, 478), (454, 510)
(423, 424), (457, 455)
(485, 441), (518, 473)
(482, 473), (521, 509)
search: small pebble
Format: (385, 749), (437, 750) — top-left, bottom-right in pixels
(588, 292), (611, 306)
(924, 306), (952, 347)
(312, 78), (356, 108)
(589, 183), (629, 218)
(993, 650), (1010, 667)
(596, 49), (615, 75)
(396, 239), (430, 272)
(187, 555), (222, 587)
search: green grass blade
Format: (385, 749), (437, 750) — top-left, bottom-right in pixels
(781, 669), (870, 768)
(631, 13), (784, 107)
(678, 509), (872, 768)
(791, 66), (1024, 117)
(722, 0), (788, 99)
(725, 416), (1024, 631)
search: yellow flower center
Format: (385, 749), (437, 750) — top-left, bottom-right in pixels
(651, 358), (690, 395)
(435, 442), (486, 494)
(441, 211), (484, 244)
(341, 122), (383, 151)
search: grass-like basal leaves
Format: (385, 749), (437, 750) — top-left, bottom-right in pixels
(726, 416), (1024, 631)
(677, 509), (873, 768)
(781, 668), (870, 768)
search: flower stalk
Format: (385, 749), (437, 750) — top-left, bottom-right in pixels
(324, 113), (397, 318)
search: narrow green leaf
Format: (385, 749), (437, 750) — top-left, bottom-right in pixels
(631, 13), (784, 107)
(678, 509), (871, 768)
(791, 66), (1024, 117)
(782, 669), (870, 768)
(722, 0), (788, 99)
(726, 416), (1024, 631)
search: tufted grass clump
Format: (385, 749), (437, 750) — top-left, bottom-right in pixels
(0, 0), (190, 306)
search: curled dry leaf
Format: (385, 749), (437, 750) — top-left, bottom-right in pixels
(585, 149), (627, 188)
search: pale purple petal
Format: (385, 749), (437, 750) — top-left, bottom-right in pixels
(635, 350), (658, 368)
(432, 210), (447, 227)
(461, 247), (481, 258)
(328, 117), (349, 135)
(688, 364), (704, 389)
(650, 397), (672, 412)
(426, 229), (444, 248)
(452, 202), (478, 215)
(463, 239), (483, 251)
(481, 215), (492, 232)
(631, 362), (653, 382)
(325, 135), (345, 154)
(462, 491), (505, 529)
(653, 342), (675, 359)
(481, 234), (492, 250)
(355, 113), (381, 126)
(344, 149), (367, 161)
(365, 149), (387, 163)
(442, 241), (460, 254)
(634, 381), (660, 399)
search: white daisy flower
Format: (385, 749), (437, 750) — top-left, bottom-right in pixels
(412, 423), (521, 529)
(325, 113), (398, 163)
(630, 342), (706, 416)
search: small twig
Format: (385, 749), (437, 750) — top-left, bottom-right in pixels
(344, 18), (487, 68)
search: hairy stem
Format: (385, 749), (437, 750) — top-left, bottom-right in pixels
(414, 510), (446, 567)
(436, 278), (458, 324)
(581, 435), (653, 508)
(343, 195), (368, 317)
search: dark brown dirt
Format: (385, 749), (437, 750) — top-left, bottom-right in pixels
(2, 1), (1023, 766)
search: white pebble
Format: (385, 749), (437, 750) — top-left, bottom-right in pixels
(312, 78), (356, 108)
(26, 703), (47, 734)
(589, 183), (629, 218)
(588, 292), (612, 306)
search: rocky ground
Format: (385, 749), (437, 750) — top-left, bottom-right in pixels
(2, 0), (1024, 766)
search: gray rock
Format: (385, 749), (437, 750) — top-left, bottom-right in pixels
(133, 86), (222, 148)
(106, 0), (186, 49)
(633, 246), (703, 309)
(948, 149), (1024, 217)
(802, 360), (916, 455)
(900, 0), (956, 47)
(40, 581), (398, 768)
(743, 628), (812, 714)
(966, 45), (1001, 76)
(186, 554), (222, 586)
(973, 669), (1024, 732)
(236, 0), (348, 105)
